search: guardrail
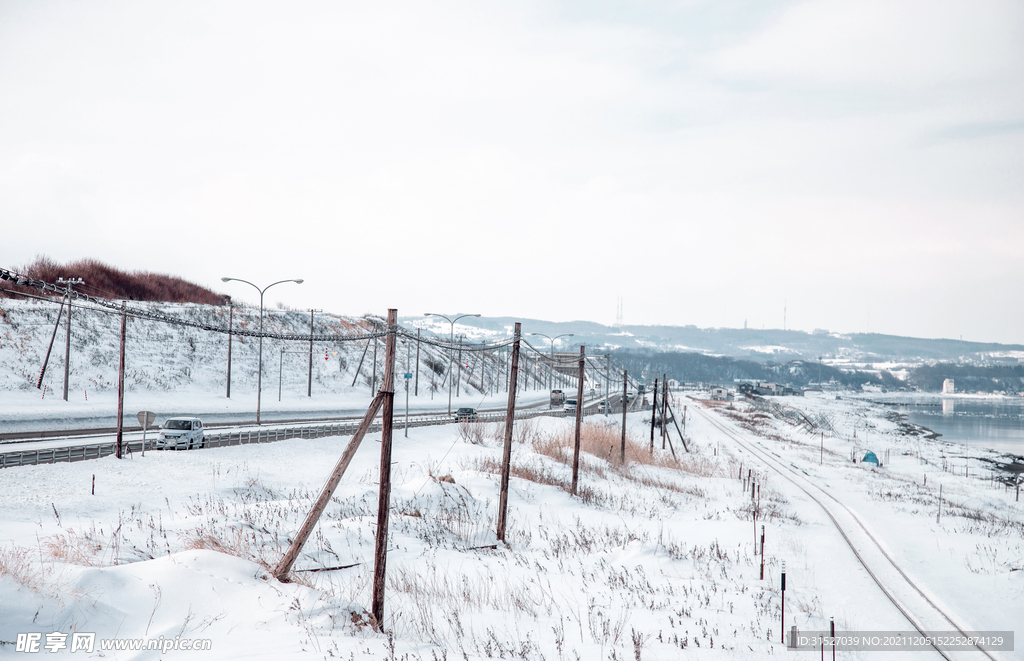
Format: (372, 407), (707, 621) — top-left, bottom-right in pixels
(0, 406), (591, 470)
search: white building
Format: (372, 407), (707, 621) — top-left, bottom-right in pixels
(942, 379), (955, 394)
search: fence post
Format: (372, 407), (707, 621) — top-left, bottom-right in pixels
(621, 369), (627, 463)
(571, 345), (585, 495)
(497, 323), (521, 542)
(371, 309), (399, 629)
(115, 302), (127, 459)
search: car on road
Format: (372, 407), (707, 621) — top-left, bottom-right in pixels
(454, 407), (478, 422)
(550, 389), (565, 407)
(597, 400), (611, 413)
(156, 417), (205, 450)
(564, 398), (578, 414)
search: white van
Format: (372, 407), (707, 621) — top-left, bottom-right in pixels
(156, 417), (205, 450)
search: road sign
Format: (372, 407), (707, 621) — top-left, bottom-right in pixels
(404, 372), (412, 379)
(137, 411), (155, 457)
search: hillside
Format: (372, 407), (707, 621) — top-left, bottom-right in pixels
(0, 257), (229, 305)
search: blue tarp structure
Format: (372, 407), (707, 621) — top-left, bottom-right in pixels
(863, 451), (879, 465)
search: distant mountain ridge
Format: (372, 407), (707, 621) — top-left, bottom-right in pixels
(402, 315), (1024, 365)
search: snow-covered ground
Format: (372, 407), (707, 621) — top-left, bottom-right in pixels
(1, 391), (1020, 659)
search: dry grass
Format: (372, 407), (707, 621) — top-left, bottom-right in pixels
(0, 544), (41, 590)
(3, 256), (229, 304)
(532, 421), (685, 472)
(40, 530), (103, 566)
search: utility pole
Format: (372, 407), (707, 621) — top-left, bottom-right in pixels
(371, 308), (398, 628)
(56, 277), (82, 401)
(621, 369), (627, 463)
(414, 328), (421, 396)
(307, 309), (321, 397)
(226, 304), (233, 398)
(404, 339), (411, 437)
(605, 355), (610, 417)
(496, 323), (521, 542)
(115, 302), (126, 459)
(571, 345), (585, 496)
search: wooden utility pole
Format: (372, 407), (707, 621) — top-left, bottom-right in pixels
(496, 323), (521, 542)
(371, 308), (398, 628)
(480, 341), (486, 393)
(621, 369), (627, 463)
(571, 345), (585, 496)
(650, 378), (658, 454)
(115, 302), (127, 459)
(226, 304), (233, 398)
(56, 277), (82, 401)
(414, 328), (421, 396)
(307, 309), (320, 397)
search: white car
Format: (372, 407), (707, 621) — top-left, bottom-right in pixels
(565, 398), (578, 414)
(156, 417), (205, 450)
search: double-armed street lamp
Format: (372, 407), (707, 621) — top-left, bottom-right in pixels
(424, 312), (480, 414)
(222, 276), (303, 424)
(530, 333), (574, 390)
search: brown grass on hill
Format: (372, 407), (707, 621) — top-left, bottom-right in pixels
(1, 256), (229, 305)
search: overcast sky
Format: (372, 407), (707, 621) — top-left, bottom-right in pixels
(2, 1), (1022, 343)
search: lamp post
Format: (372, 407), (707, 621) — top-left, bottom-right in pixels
(424, 312), (480, 414)
(529, 333), (574, 391)
(221, 276), (303, 425)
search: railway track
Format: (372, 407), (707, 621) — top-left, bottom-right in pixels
(691, 401), (1003, 661)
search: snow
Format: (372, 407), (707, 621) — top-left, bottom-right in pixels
(2, 392), (1020, 659)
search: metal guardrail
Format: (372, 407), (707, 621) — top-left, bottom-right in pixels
(0, 407), (588, 469)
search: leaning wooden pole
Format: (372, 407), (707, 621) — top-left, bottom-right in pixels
(371, 308), (399, 629)
(496, 323), (521, 542)
(571, 345), (585, 495)
(649, 378), (658, 455)
(115, 302), (127, 459)
(274, 392), (384, 580)
(36, 294), (67, 389)
(665, 400), (689, 453)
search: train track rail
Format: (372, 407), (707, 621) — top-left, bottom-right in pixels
(691, 401), (1003, 661)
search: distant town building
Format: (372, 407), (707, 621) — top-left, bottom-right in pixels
(709, 386), (731, 401)
(942, 379), (955, 394)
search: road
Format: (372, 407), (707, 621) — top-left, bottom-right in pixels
(0, 391), (620, 469)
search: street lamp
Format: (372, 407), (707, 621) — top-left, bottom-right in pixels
(222, 276), (303, 425)
(530, 333), (574, 390)
(424, 312), (480, 414)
